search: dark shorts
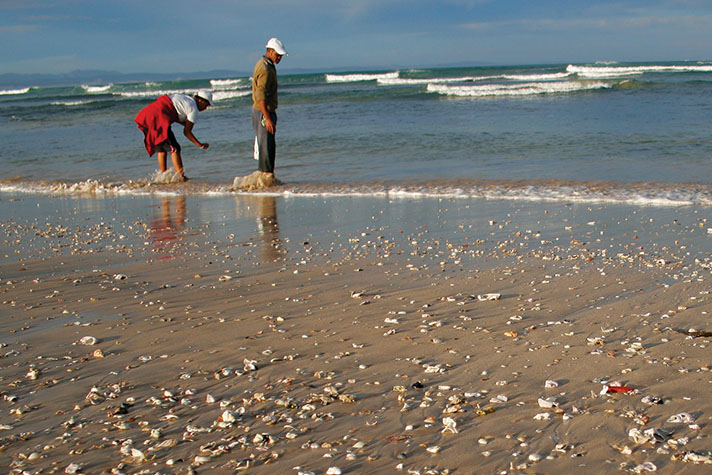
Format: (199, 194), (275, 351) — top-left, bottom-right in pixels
(153, 127), (181, 154)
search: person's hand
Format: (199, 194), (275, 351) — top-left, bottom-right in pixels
(265, 117), (275, 134)
(201, 143), (209, 150)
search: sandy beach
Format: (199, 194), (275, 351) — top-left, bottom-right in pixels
(2, 194), (712, 474)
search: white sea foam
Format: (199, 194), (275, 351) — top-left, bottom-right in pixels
(213, 90), (251, 101)
(117, 89), (197, 98)
(0, 87), (30, 95)
(210, 78), (244, 89)
(4, 180), (712, 208)
(426, 81), (609, 97)
(568, 64), (712, 78)
(326, 71), (399, 82)
(501, 72), (571, 81)
(82, 84), (112, 93)
(378, 76), (482, 85)
(378, 72), (571, 86)
(50, 100), (95, 107)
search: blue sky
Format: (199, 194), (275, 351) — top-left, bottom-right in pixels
(2, 0), (711, 74)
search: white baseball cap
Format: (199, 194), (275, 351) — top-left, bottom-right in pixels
(196, 90), (213, 106)
(266, 37), (288, 56)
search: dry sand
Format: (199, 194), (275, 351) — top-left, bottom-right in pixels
(2, 200), (712, 474)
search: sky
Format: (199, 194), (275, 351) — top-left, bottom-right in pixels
(2, 0), (712, 75)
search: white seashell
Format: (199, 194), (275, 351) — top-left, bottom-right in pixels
(206, 394), (216, 404)
(220, 410), (236, 423)
(533, 413), (551, 421)
(683, 451), (712, 463)
(79, 336), (97, 345)
(326, 467), (342, 475)
(65, 463), (83, 473)
(442, 417), (458, 434)
(219, 275), (233, 281)
(477, 293), (501, 301)
(632, 462), (657, 472)
(113, 274), (127, 280)
(528, 453), (543, 462)
(537, 397), (558, 408)
(26, 367), (40, 380)
(131, 448), (146, 462)
(667, 412), (695, 424)
(0, 424), (15, 430)
(243, 358), (258, 372)
(490, 394), (508, 403)
(426, 445), (441, 454)
(544, 380), (559, 389)
(194, 455), (212, 464)
(628, 428), (650, 444)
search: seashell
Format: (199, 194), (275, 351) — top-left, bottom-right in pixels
(113, 274), (127, 280)
(628, 428), (650, 444)
(130, 448), (147, 462)
(92, 349), (104, 358)
(219, 275), (232, 281)
(206, 394), (216, 404)
(538, 397), (558, 408)
(533, 413), (551, 421)
(442, 417), (458, 434)
(682, 451), (712, 464)
(194, 455), (212, 465)
(490, 394), (508, 403)
(544, 380), (559, 389)
(26, 367), (40, 380)
(150, 428), (162, 439)
(528, 453), (543, 462)
(79, 336), (97, 345)
(477, 293), (501, 301)
(426, 445), (441, 454)
(667, 412), (695, 424)
(65, 463), (83, 473)
(219, 410), (236, 423)
(243, 358), (258, 372)
(632, 462), (658, 472)
(326, 468), (342, 475)
(641, 395), (663, 405)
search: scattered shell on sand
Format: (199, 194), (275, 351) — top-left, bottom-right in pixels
(79, 336), (97, 345)
(477, 293), (501, 301)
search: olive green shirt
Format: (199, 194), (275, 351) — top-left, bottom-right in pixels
(252, 56), (278, 112)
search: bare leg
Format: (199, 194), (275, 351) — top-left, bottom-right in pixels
(157, 152), (168, 172)
(170, 152), (186, 180)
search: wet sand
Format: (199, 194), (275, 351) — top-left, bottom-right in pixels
(2, 194), (712, 474)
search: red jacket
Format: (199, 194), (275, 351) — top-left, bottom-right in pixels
(134, 95), (180, 156)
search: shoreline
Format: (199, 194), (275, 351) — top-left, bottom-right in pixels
(2, 194), (712, 473)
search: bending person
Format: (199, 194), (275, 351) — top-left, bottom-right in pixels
(135, 90), (213, 181)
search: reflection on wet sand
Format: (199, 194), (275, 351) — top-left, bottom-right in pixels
(234, 195), (283, 262)
(149, 196), (186, 259)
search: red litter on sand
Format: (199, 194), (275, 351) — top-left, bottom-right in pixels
(606, 386), (635, 394)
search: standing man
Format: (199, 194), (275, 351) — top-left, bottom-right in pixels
(135, 90), (213, 181)
(252, 37), (287, 178)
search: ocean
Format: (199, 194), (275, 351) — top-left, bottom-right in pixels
(2, 61), (712, 205)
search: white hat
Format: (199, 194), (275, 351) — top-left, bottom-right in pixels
(196, 89), (213, 106)
(266, 37), (288, 56)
